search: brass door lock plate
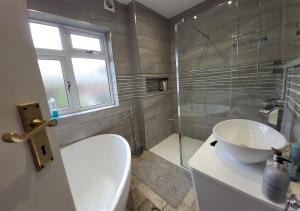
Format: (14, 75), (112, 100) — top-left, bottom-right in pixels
(17, 102), (55, 171)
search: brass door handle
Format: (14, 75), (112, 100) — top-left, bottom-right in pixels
(2, 119), (57, 143)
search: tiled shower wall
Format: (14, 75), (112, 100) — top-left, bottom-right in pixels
(283, 66), (300, 143)
(281, 0), (300, 143)
(133, 2), (175, 149)
(171, 0), (300, 143)
(171, 0), (284, 140)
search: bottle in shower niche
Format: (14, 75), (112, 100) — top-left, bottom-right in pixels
(262, 148), (291, 203)
(48, 97), (59, 119)
(159, 80), (168, 92)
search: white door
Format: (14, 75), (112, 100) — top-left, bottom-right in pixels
(0, 1), (76, 210)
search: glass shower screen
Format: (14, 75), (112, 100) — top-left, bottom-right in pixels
(175, 0), (284, 168)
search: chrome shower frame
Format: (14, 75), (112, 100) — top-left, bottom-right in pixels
(174, 19), (185, 167)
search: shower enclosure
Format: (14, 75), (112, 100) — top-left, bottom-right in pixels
(175, 0), (285, 167)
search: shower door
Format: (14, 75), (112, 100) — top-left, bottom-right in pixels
(175, 0), (284, 168)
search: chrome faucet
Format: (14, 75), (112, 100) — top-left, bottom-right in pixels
(284, 194), (300, 211)
(259, 99), (284, 114)
(259, 99), (284, 131)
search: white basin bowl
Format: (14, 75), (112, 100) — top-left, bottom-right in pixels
(213, 119), (287, 164)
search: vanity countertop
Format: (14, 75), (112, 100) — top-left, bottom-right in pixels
(189, 134), (300, 210)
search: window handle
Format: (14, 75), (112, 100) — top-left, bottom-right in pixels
(67, 81), (71, 92)
(86, 50), (95, 54)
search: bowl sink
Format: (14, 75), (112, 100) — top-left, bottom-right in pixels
(213, 119), (287, 164)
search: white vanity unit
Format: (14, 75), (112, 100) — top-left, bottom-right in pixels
(189, 135), (300, 211)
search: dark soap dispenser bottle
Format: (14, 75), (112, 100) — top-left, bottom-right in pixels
(262, 148), (291, 203)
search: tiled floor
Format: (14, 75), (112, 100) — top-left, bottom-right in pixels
(127, 134), (201, 211)
(126, 174), (197, 211)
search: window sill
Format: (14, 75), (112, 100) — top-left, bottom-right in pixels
(57, 104), (119, 120)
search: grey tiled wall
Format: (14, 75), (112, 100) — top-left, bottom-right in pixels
(132, 2), (175, 149)
(140, 93), (175, 149)
(281, 0), (300, 143)
(283, 66), (300, 143)
(134, 2), (171, 75)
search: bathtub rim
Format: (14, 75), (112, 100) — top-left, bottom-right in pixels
(60, 134), (132, 211)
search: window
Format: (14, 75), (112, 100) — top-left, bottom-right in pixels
(30, 22), (62, 50)
(29, 20), (117, 116)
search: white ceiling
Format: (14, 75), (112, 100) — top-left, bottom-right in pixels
(116, 0), (206, 18)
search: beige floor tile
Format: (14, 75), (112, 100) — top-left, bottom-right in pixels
(138, 199), (160, 211)
(131, 174), (141, 189)
(190, 200), (197, 211)
(182, 188), (196, 208)
(163, 203), (190, 211)
(137, 182), (167, 210)
(127, 187), (147, 211)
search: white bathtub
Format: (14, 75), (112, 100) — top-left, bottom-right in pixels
(61, 134), (131, 211)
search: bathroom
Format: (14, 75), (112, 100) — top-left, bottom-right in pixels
(1, 0), (300, 210)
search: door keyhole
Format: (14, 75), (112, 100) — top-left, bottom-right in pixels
(67, 81), (71, 92)
(41, 145), (47, 155)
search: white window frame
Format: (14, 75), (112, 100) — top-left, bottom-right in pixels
(29, 17), (118, 116)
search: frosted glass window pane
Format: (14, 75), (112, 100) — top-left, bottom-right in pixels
(71, 58), (111, 107)
(29, 23), (62, 50)
(38, 60), (69, 108)
(70, 34), (101, 51)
